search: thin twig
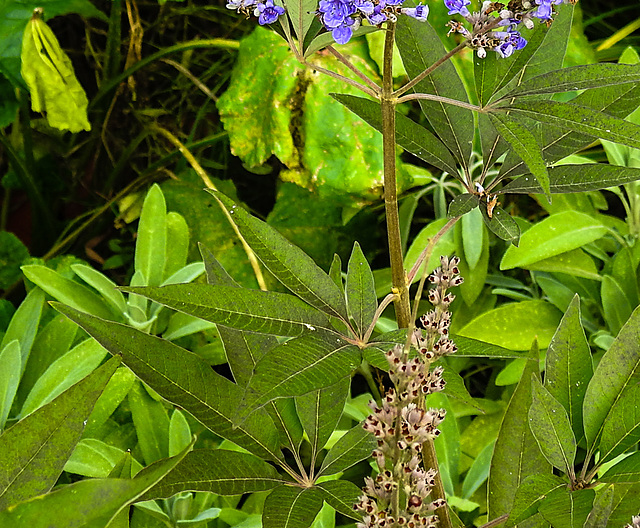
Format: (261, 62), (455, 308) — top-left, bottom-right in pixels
(363, 292), (399, 343)
(478, 514), (509, 528)
(303, 59), (379, 98)
(161, 58), (219, 102)
(326, 45), (382, 94)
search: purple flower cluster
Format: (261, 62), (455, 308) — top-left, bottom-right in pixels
(226, 0), (285, 25)
(533, 0), (564, 20)
(318, 0), (429, 44)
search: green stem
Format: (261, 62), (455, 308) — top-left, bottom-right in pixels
(381, 22), (411, 329)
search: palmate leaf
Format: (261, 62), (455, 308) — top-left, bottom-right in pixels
(317, 480), (362, 520)
(501, 164), (640, 194)
(395, 11), (474, 169)
(263, 485), (324, 528)
(209, 190), (348, 320)
(53, 304), (284, 464)
(582, 305), (640, 452)
(0, 443), (189, 528)
(500, 63), (640, 99)
(331, 93), (459, 176)
(0, 357), (120, 510)
(142, 449), (286, 499)
(122, 284), (334, 337)
(240, 333), (360, 419)
(318, 421), (376, 477)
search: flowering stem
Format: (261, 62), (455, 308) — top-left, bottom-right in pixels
(381, 22), (412, 330)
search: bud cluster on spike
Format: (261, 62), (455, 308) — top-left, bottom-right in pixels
(446, 0), (574, 58)
(354, 256), (463, 528)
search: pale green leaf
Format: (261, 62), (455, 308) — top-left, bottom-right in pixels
(135, 184), (167, 287)
(345, 242), (377, 336)
(0, 341), (21, 430)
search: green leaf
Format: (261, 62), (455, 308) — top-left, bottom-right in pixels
(318, 422), (377, 477)
(501, 165), (640, 194)
(296, 377), (349, 456)
(453, 336), (524, 359)
(345, 242), (377, 336)
(135, 184), (167, 287)
(489, 341), (551, 521)
(583, 485), (615, 528)
(582, 305), (640, 452)
(462, 440), (494, 500)
(316, 480), (362, 520)
(210, 190), (348, 320)
(600, 452), (640, 483)
(500, 211), (607, 270)
(502, 99), (640, 150)
(265, 397), (305, 453)
(164, 211), (190, 279)
(53, 304), (284, 464)
(461, 206), (484, 270)
(84, 366), (135, 437)
(241, 333), (360, 416)
(457, 301), (562, 350)
(544, 295), (593, 445)
(505, 474), (566, 527)
(20, 13), (90, 132)
(72, 264), (127, 315)
(142, 449), (285, 499)
(19, 338), (108, 418)
(0, 357), (120, 510)
(22, 265), (116, 321)
(64, 438), (126, 478)
(500, 63), (640, 99)
(601, 275), (633, 336)
(0, 287), (44, 373)
(396, 15), (473, 168)
(528, 375), (577, 473)
(427, 392), (459, 494)
(0, 231), (29, 289)
(448, 194), (479, 218)
(403, 217), (457, 286)
(480, 203), (520, 246)
(287, 0), (316, 50)
(537, 487), (595, 528)
(0, 441), (189, 527)
(263, 485), (324, 528)
(598, 382), (640, 464)
(0, 340), (21, 430)
(607, 482), (640, 527)
(523, 249), (600, 281)
(124, 284), (334, 337)
(332, 93), (459, 176)
(489, 112), (550, 198)
(129, 381), (170, 465)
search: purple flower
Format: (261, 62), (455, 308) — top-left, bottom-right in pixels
(401, 4), (429, 21)
(366, 3), (388, 24)
(318, 0), (355, 28)
(353, 0), (375, 15)
(255, 0), (285, 24)
(493, 30), (527, 58)
(444, 0), (470, 17)
(332, 24), (354, 44)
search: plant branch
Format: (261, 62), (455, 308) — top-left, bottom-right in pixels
(326, 45), (382, 94)
(302, 59), (379, 98)
(396, 92), (482, 112)
(363, 292), (399, 343)
(478, 514), (509, 528)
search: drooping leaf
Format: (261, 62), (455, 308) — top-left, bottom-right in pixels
(544, 295), (593, 444)
(0, 442), (189, 527)
(500, 63), (640, 99)
(332, 93), (459, 176)
(0, 357), (120, 510)
(318, 422), (377, 477)
(210, 190), (348, 320)
(395, 14), (474, 169)
(53, 304), (284, 464)
(345, 242), (377, 336)
(263, 485), (324, 528)
(123, 284), (334, 337)
(489, 341), (551, 521)
(241, 333), (360, 417)
(528, 375), (577, 473)
(142, 449), (286, 499)
(20, 11), (91, 132)
(505, 474), (566, 528)
(582, 305), (640, 452)
(134, 184), (167, 288)
(537, 486), (595, 528)
(479, 203), (520, 246)
(500, 211), (607, 270)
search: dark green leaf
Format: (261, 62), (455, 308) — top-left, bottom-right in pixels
(123, 284), (334, 337)
(528, 375), (576, 473)
(395, 15), (473, 168)
(502, 99), (640, 150)
(263, 485), (324, 528)
(318, 422), (376, 477)
(505, 474), (566, 527)
(287, 0), (316, 48)
(448, 194), (479, 218)
(345, 242), (377, 336)
(454, 336), (525, 359)
(143, 449), (286, 499)
(209, 190), (348, 320)
(241, 333), (360, 416)
(489, 341), (551, 521)
(489, 112), (550, 198)
(0, 357), (120, 510)
(331, 93), (459, 176)
(601, 275), (633, 336)
(317, 480), (362, 520)
(54, 304), (284, 464)
(129, 381), (170, 465)
(583, 485), (615, 528)
(582, 305), (640, 452)
(480, 204), (520, 246)
(600, 452), (640, 483)
(296, 377), (349, 456)
(501, 64), (640, 99)
(0, 231), (29, 289)
(265, 398), (305, 453)
(544, 295), (593, 444)
(608, 482), (640, 527)
(599, 383), (640, 464)
(537, 487), (595, 528)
